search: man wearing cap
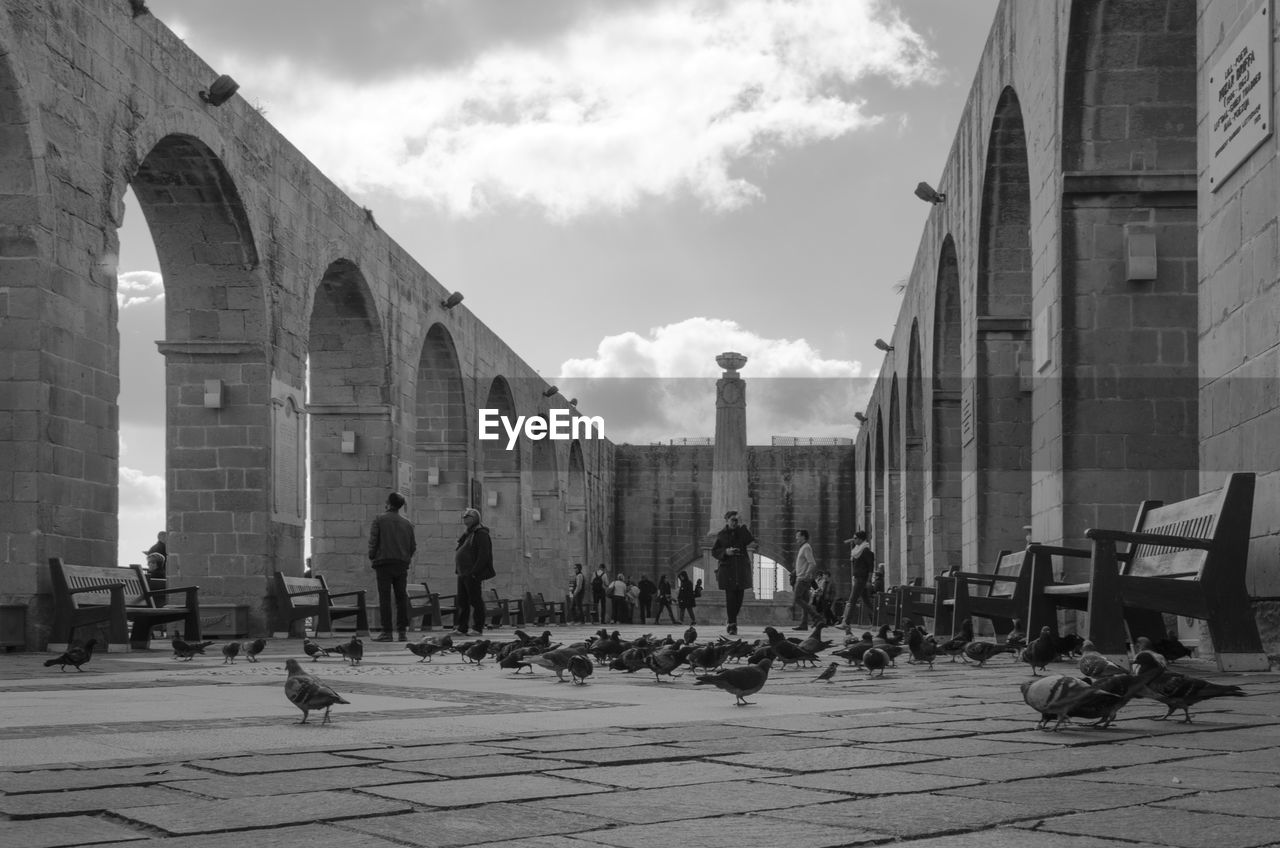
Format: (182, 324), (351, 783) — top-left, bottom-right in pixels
(368, 492), (416, 642)
(711, 509), (757, 636)
(841, 530), (876, 631)
(455, 507), (494, 635)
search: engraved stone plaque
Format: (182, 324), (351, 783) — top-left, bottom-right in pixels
(271, 378), (306, 525)
(1210, 2), (1273, 190)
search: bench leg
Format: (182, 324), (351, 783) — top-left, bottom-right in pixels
(1084, 539), (1128, 656)
(1025, 550), (1057, 638)
(1204, 590), (1269, 671)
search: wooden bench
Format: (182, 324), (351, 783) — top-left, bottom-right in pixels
(486, 588), (521, 627)
(1033, 472), (1266, 671)
(412, 582), (457, 631)
(272, 573), (369, 638)
(896, 577), (954, 635)
(945, 549), (1036, 639)
(48, 558), (202, 653)
(522, 591), (566, 625)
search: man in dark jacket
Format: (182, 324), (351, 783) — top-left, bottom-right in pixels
(454, 507), (494, 635)
(711, 509), (757, 636)
(637, 574), (657, 624)
(368, 492), (416, 642)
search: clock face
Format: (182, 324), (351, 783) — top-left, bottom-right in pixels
(719, 380), (743, 405)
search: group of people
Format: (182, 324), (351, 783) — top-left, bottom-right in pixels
(567, 564), (703, 626)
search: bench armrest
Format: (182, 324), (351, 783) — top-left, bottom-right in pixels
(145, 585), (199, 603)
(1027, 544), (1091, 558)
(954, 571), (1017, 583)
(1086, 528), (1213, 550)
(327, 589), (367, 602)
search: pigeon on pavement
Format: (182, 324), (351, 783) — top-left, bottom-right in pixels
(221, 642), (240, 664)
(303, 638), (330, 662)
(408, 639), (445, 663)
(44, 639), (97, 672)
(695, 657), (773, 705)
(245, 638), (267, 662)
(1024, 626), (1056, 676)
(283, 658), (350, 725)
(568, 654), (595, 685)
(1131, 649), (1245, 723)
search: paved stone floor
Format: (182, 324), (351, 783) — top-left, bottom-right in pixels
(3, 624), (1280, 847)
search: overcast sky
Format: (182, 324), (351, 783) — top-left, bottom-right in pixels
(115, 0), (999, 559)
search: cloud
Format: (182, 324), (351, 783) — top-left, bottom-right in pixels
(219, 0), (937, 220)
(559, 318), (869, 444)
(117, 271), (164, 309)
(119, 465), (165, 562)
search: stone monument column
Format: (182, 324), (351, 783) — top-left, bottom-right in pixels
(702, 352), (754, 612)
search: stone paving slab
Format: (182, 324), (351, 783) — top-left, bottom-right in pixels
(519, 744), (695, 765)
(1000, 742), (1206, 771)
(535, 778), (847, 823)
(0, 764), (209, 794)
(358, 773), (607, 807)
(667, 732), (849, 755)
(0, 814), (147, 847)
(88, 824), (410, 848)
(760, 792), (1034, 838)
(0, 783), (195, 818)
(1155, 786), (1280, 818)
(337, 742), (528, 761)
(938, 775), (1191, 815)
(564, 814), (882, 848)
(761, 766), (983, 795)
(1071, 763), (1280, 791)
(869, 735), (1057, 757)
(381, 753), (583, 777)
(1031, 806), (1280, 848)
(185, 751), (369, 774)
(112, 789), (413, 834)
(544, 759), (786, 788)
(493, 732), (656, 752)
(892, 829), (1171, 848)
(341, 801), (610, 847)
(710, 744), (937, 771)
(159, 764), (433, 798)
(1166, 746), (1280, 773)
(1135, 726), (1280, 750)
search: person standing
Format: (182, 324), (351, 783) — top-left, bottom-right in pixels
(637, 574), (657, 624)
(676, 570), (697, 625)
(654, 574), (678, 624)
(568, 563), (586, 624)
(791, 529), (823, 631)
(841, 530), (876, 631)
(608, 572), (629, 624)
(711, 509), (756, 636)
(591, 564), (609, 624)
(368, 492), (416, 642)
(454, 507), (494, 635)
(143, 531), (167, 581)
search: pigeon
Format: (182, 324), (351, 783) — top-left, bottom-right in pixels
(1149, 637), (1194, 663)
(812, 661), (839, 683)
(1006, 619), (1027, 649)
(764, 628), (820, 669)
(407, 639), (445, 663)
(797, 625), (834, 656)
(1024, 626), (1056, 676)
(44, 639), (97, 672)
(1078, 640), (1127, 679)
(568, 654), (595, 685)
(332, 636), (363, 666)
(221, 642), (241, 663)
(832, 643), (869, 667)
(695, 657), (773, 706)
(863, 646), (890, 677)
(963, 640), (1017, 667)
(498, 647), (534, 673)
(462, 639), (492, 667)
(303, 638), (330, 662)
(244, 638), (267, 662)
(283, 658), (349, 725)
(1131, 650), (1246, 723)
(939, 617), (974, 661)
(683, 625), (698, 645)
(644, 644), (690, 682)
(1021, 674), (1123, 731)
(906, 627), (938, 669)
(530, 647), (586, 682)
(172, 636), (214, 661)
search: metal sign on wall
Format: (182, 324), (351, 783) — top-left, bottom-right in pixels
(1209, 1), (1273, 191)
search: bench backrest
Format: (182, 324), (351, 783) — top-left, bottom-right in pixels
(275, 573), (326, 598)
(52, 560), (153, 607)
(975, 550), (1019, 597)
(1126, 472), (1255, 580)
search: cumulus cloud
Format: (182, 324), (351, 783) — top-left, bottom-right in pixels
(119, 465), (165, 563)
(117, 270), (165, 309)
(223, 0), (937, 220)
(559, 318), (869, 444)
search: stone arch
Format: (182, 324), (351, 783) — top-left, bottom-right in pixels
(129, 134), (269, 598)
(860, 438), (873, 536)
(525, 407), (560, 595)
(931, 236), (963, 572)
(885, 376), (903, 585)
(1057, 0), (1198, 559)
(306, 258), (390, 591)
(903, 323), (925, 584)
(872, 407), (885, 575)
(481, 377), (523, 596)
(413, 323), (468, 588)
(973, 87), (1033, 569)
(566, 440), (589, 569)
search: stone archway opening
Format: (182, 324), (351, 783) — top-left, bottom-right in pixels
(414, 323), (469, 590)
(931, 237), (963, 574)
(481, 377), (523, 597)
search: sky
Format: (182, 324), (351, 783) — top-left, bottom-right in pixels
(115, 0), (1000, 560)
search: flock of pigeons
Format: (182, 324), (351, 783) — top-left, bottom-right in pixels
(41, 618), (1249, 731)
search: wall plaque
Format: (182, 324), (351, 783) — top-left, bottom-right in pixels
(1210, 1), (1273, 190)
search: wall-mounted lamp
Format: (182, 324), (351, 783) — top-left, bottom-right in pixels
(542, 386), (559, 397)
(1125, 227), (1157, 281)
(441, 291), (465, 310)
(874, 338), (895, 352)
(340, 431), (357, 454)
(914, 181), (946, 204)
(487, 490), (499, 507)
(854, 412), (868, 424)
(199, 74), (239, 107)
(568, 398), (578, 407)
(363, 207), (378, 231)
(532, 507), (543, 522)
(129, 0), (150, 17)
(203, 379), (224, 409)
(426, 466), (440, 485)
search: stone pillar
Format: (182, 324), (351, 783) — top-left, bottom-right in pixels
(702, 352), (752, 617)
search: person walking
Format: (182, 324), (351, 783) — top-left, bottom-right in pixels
(711, 509), (756, 636)
(637, 574), (657, 624)
(454, 507), (494, 635)
(676, 570), (697, 625)
(841, 530), (876, 632)
(654, 574), (678, 624)
(568, 563), (586, 624)
(367, 492), (416, 642)
(791, 529), (824, 631)
(591, 564), (609, 624)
